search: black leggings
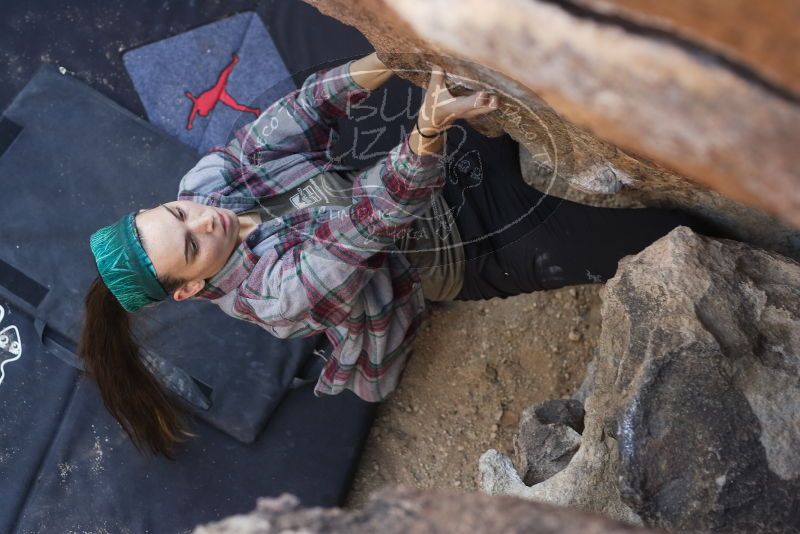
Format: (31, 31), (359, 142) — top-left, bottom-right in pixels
(442, 132), (722, 301)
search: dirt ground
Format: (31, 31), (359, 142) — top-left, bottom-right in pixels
(345, 283), (604, 507)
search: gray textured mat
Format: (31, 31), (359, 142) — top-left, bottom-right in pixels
(0, 65), (321, 443)
(123, 11), (295, 154)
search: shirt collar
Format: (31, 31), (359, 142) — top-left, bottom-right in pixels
(194, 233), (260, 300)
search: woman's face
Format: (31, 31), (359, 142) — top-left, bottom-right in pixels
(134, 200), (241, 300)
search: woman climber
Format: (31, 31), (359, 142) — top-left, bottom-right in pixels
(80, 51), (712, 459)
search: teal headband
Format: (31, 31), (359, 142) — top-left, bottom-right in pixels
(89, 211), (169, 313)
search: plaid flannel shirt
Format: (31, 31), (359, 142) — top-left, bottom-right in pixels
(177, 59), (444, 401)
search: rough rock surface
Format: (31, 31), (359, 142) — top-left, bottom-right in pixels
(514, 400), (584, 485)
(193, 487), (666, 534)
(480, 428), (641, 526)
(482, 226), (800, 532)
(304, 0), (800, 256)
(571, 0), (800, 95)
(600, 226), (800, 532)
(533, 399), (586, 434)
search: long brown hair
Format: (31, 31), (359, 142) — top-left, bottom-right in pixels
(79, 274), (198, 460)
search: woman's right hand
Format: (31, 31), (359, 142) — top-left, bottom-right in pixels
(417, 63), (499, 135)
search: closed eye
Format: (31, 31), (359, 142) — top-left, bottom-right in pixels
(177, 207), (199, 257)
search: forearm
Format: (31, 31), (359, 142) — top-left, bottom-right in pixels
(409, 126), (445, 156)
(348, 52), (394, 91)
(349, 52), (443, 155)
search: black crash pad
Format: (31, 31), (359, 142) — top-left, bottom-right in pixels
(0, 298), (373, 534)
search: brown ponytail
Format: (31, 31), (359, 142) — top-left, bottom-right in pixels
(79, 276), (197, 460)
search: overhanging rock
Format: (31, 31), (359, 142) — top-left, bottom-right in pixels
(304, 0), (800, 260)
(482, 226), (800, 532)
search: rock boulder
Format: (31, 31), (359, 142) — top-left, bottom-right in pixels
(481, 226), (800, 532)
(193, 487), (666, 534)
(514, 400), (585, 485)
(305, 0), (800, 257)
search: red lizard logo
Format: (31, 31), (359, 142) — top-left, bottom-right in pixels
(185, 53), (261, 130)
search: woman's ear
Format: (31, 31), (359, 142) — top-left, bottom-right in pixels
(172, 279), (205, 302)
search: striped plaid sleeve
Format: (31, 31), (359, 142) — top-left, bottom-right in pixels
(348, 136), (445, 245)
(230, 59), (371, 167)
(175, 60), (371, 202)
